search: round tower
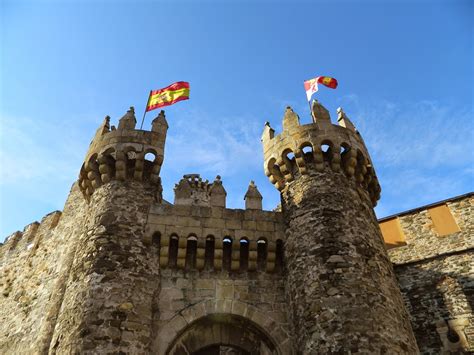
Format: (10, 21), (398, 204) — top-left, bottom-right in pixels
(262, 101), (418, 353)
(51, 107), (168, 353)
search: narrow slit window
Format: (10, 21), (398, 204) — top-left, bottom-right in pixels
(204, 236), (215, 269)
(168, 235), (179, 267)
(223, 237), (233, 271)
(185, 235), (198, 269)
(240, 238), (249, 271)
(257, 238), (267, 271)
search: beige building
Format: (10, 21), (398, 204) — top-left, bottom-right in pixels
(1, 102), (472, 354)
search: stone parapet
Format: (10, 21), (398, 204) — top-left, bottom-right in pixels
(78, 107), (168, 200)
(262, 101), (381, 206)
(386, 193), (473, 264)
(0, 211), (62, 259)
(146, 203), (285, 273)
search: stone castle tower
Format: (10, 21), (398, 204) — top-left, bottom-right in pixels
(1, 101), (473, 354)
(262, 102), (417, 352)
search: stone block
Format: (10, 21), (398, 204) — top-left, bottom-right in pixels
(176, 216), (201, 228)
(256, 221), (275, 232)
(172, 205), (192, 217)
(225, 219), (242, 230)
(210, 207), (224, 218)
(202, 227), (221, 238)
(160, 288), (184, 302)
(216, 284), (234, 300)
(215, 299), (232, 313)
(202, 218), (226, 229)
(231, 301), (248, 317)
(243, 220), (257, 230)
(195, 279), (215, 290)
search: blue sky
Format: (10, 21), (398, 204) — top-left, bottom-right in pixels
(1, 0), (473, 241)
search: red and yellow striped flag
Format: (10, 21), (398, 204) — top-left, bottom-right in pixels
(304, 76), (338, 101)
(146, 81), (190, 112)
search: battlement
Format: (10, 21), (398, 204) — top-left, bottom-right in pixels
(261, 100), (381, 205)
(174, 174), (227, 207)
(78, 107), (168, 200)
(0, 211), (62, 259)
(146, 203), (285, 273)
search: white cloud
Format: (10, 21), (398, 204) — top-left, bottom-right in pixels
(164, 108), (264, 175)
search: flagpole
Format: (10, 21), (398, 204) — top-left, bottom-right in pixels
(140, 90), (152, 130)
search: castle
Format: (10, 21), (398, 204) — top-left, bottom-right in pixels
(0, 101), (472, 354)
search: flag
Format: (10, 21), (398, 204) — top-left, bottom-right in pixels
(303, 76), (338, 101)
(146, 81), (190, 112)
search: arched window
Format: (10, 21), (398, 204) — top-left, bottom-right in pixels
(321, 140), (333, 163)
(143, 149), (158, 178)
(204, 235), (215, 269)
(145, 152), (156, 162)
(185, 235), (198, 270)
(239, 238), (249, 271)
(300, 143), (314, 163)
(257, 238), (267, 271)
(282, 148), (295, 175)
(124, 147), (137, 178)
(223, 237), (233, 271)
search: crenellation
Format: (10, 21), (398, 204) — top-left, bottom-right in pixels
(262, 103), (380, 204)
(117, 106), (137, 130)
(18, 222), (40, 251)
(337, 107), (356, 132)
(5, 231), (23, 252)
(147, 200), (285, 276)
(79, 107), (168, 200)
(173, 174), (227, 207)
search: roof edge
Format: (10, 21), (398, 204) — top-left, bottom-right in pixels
(378, 191), (474, 223)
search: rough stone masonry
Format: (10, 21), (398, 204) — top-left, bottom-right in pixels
(0, 102), (472, 354)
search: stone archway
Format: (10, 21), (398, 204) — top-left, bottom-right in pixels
(167, 314), (277, 354)
(153, 300), (291, 354)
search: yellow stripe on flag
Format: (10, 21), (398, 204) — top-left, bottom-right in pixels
(148, 88), (190, 106)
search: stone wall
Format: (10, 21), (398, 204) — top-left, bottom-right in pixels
(146, 203), (291, 354)
(146, 203), (286, 272)
(0, 183), (87, 354)
(51, 180), (160, 354)
(152, 269), (290, 354)
(1, 170), (472, 354)
(388, 193), (473, 264)
(388, 193), (474, 354)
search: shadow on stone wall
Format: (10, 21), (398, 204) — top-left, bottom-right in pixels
(394, 250), (474, 353)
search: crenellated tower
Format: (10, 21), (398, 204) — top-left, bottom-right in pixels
(262, 101), (418, 353)
(78, 106), (167, 201)
(51, 107), (168, 354)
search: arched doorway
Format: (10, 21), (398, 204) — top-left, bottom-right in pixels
(166, 314), (278, 355)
